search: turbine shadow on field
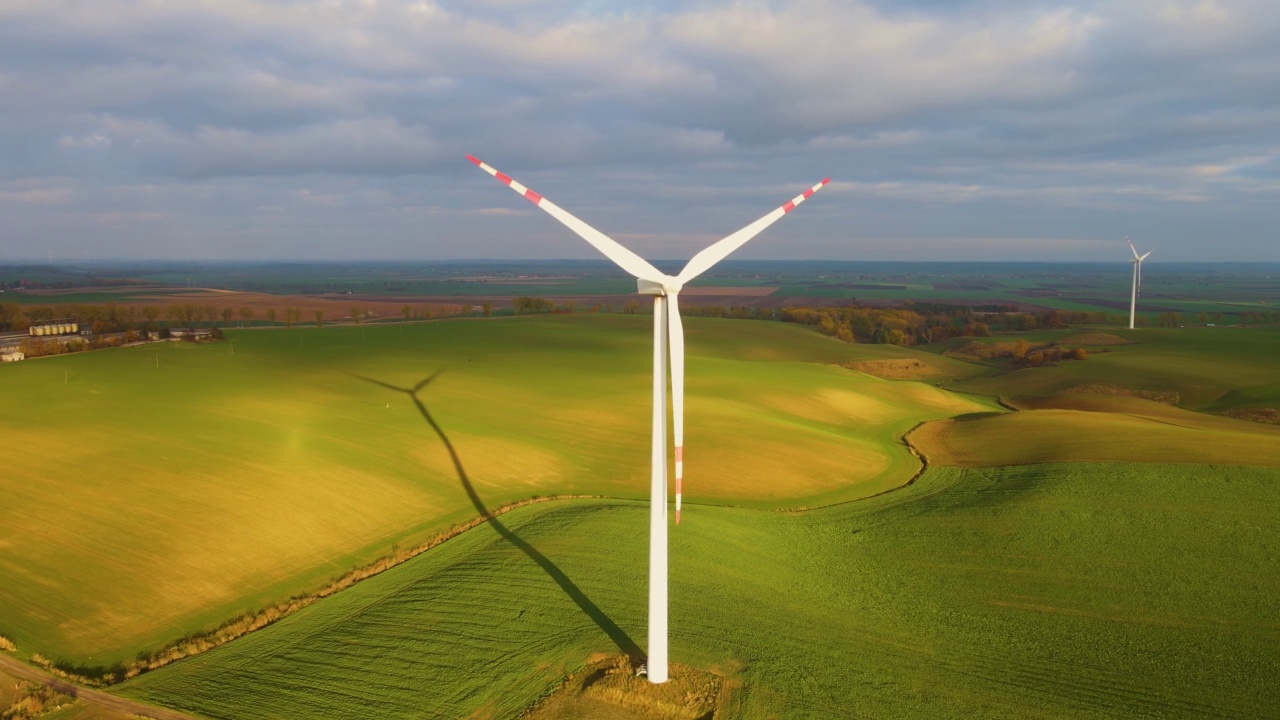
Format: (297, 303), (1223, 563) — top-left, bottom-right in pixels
(354, 371), (644, 661)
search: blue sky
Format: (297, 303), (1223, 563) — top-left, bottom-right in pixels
(1, 0), (1277, 262)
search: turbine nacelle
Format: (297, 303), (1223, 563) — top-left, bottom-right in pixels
(1127, 237), (1152, 262)
(636, 277), (683, 296)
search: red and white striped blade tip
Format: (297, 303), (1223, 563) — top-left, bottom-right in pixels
(782, 179), (830, 213)
(466, 155), (544, 205)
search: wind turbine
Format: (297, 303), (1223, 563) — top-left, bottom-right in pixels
(467, 155), (828, 683)
(1127, 237), (1153, 330)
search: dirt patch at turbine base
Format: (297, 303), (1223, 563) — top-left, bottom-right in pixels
(519, 655), (732, 720)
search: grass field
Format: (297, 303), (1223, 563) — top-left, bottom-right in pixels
(0, 316), (988, 667)
(935, 326), (1280, 411)
(914, 327), (1280, 466)
(8, 310), (1280, 718)
(118, 463), (1280, 719)
(911, 395), (1280, 467)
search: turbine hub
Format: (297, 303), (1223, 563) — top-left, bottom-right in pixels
(636, 277), (682, 296)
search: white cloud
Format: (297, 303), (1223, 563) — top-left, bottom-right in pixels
(661, 3), (1101, 129)
(58, 132), (111, 149)
(806, 131), (922, 150)
(0, 187), (72, 205)
(0, 179), (73, 205)
(82, 115), (442, 177)
(0, 0), (1278, 259)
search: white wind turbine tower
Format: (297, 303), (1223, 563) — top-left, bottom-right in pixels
(1127, 238), (1153, 330)
(468, 155), (829, 683)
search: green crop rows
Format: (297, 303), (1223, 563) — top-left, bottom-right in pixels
(121, 463), (1280, 718)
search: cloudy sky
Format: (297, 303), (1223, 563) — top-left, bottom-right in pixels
(2, 0), (1277, 263)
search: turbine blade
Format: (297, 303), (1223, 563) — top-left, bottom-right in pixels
(667, 293), (685, 525)
(1140, 250), (1153, 261)
(467, 155), (665, 282)
(1127, 237), (1141, 260)
(676, 178), (830, 284)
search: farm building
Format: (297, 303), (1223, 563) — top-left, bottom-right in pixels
(0, 334), (22, 361)
(29, 321), (80, 336)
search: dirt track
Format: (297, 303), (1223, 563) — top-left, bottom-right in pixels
(0, 653), (201, 720)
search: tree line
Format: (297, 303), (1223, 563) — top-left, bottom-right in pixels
(10, 297), (1272, 347)
(775, 305), (1136, 346)
(944, 338), (1088, 367)
(0, 301), (465, 334)
(1, 301), (247, 334)
(507, 297), (1278, 347)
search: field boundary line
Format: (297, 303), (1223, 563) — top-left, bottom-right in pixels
(771, 420), (938, 515)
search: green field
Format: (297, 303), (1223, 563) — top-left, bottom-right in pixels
(912, 394), (1280, 467)
(935, 326), (1280, 410)
(118, 463), (1280, 718)
(6, 312), (1280, 718)
(0, 316), (985, 667)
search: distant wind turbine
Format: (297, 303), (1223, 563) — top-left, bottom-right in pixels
(1127, 238), (1153, 330)
(468, 155), (828, 683)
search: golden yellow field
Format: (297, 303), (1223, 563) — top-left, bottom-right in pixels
(912, 394), (1280, 467)
(0, 316), (988, 666)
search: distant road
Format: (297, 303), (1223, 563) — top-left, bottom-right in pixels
(0, 653), (201, 720)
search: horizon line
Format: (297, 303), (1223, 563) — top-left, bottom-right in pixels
(4, 258), (1280, 266)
